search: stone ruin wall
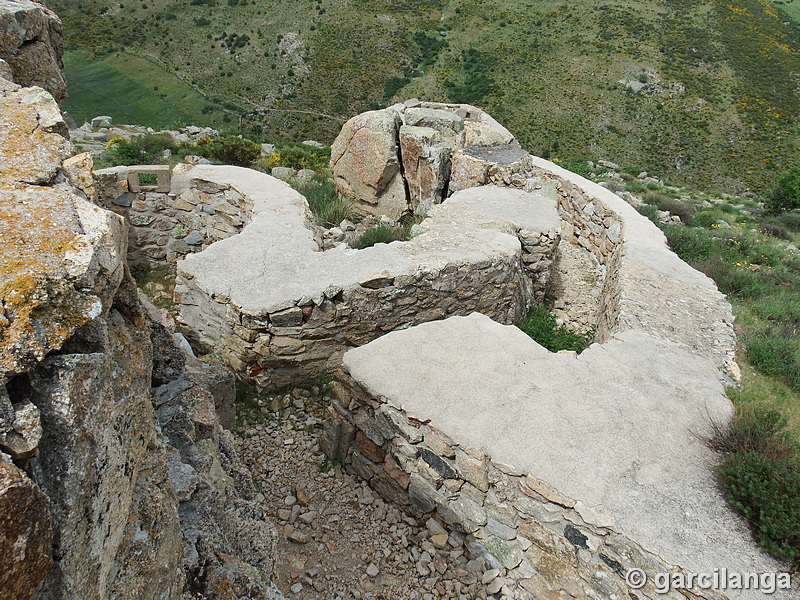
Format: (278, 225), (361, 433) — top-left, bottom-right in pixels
(172, 174), (561, 388)
(93, 101), (640, 392)
(322, 370), (697, 600)
(94, 166), (254, 268)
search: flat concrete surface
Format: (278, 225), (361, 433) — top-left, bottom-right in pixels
(343, 313), (790, 600)
(177, 168), (556, 315)
(423, 185), (560, 234)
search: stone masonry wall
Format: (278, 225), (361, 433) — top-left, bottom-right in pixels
(184, 241), (539, 385)
(95, 166), (253, 268)
(322, 370), (702, 600)
(445, 151), (625, 343)
(174, 166), (561, 389)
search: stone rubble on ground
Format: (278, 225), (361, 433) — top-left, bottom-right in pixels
(236, 385), (519, 600)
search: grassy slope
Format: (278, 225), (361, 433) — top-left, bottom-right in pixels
(52, 0), (800, 192)
(62, 51), (231, 129)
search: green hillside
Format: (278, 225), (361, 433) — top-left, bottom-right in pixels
(52, 0), (800, 193)
(62, 51), (233, 128)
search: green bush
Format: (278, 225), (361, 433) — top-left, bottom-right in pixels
(778, 210), (800, 232)
(663, 224), (728, 263)
(644, 192), (694, 224)
(693, 210), (731, 228)
(355, 225), (396, 249)
(199, 135), (260, 167)
(517, 305), (593, 353)
(711, 406), (800, 562)
(559, 158), (593, 178)
(264, 143), (330, 172)
(625, 181), (647, 193)
(104, 133), (177, 166)
(635, 203), (661, 226)
(759, 221), (792, 241)
(766, 166), (800, 214)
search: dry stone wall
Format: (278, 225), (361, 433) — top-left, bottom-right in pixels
(95, 166), (253, 268)
(173, 166), (560, 389)
(323, 365), (703, 600)
(323, 313), (792, 600)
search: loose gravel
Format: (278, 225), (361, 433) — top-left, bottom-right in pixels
(236, 384), (501, 600)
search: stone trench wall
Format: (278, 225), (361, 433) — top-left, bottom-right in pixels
(445, 151), (625, 343)
(187, 231), (555, 383)
(321, 371), (692, 600)
(95, 166), (253, 268)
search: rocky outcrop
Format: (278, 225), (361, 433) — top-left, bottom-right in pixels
(0, 0), (66, 103)
(330, 109), (407, 218)
(0, 456), (52, 599)
(0, 55), (282, 599)
(330, 100), (520, 218)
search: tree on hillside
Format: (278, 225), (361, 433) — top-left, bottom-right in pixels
(766, 166), (800, 214)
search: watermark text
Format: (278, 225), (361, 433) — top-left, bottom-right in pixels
(625, 568), (792, 595)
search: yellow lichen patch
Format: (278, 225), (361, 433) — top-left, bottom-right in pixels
(0, 88), (71, 185)
(0, 184), (96, 374)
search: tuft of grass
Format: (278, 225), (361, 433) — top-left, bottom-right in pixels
(517, 305), (593, 353)
(301, 180), (357, 228)
(708, 404), (800, 563)
(354, 225), (396, 249)
(744, 337), (800, 391)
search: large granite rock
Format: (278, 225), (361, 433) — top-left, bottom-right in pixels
(330, 101), (520, 218)
(398, 125), (451, 214)
(0, 455), (52, 599)
(0, 0), (67, 103)
(330, 108), (407, 218)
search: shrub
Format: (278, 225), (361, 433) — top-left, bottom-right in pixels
(635, 203), (661, 226)
(198, 135), (260, 167)
(663, 225), (727, 263)
(766, 166), (800, 214)
(778, 210), (800, 232)
(103, 133), (176, 166)
(644, 192), (695, 224)
(264, 144), (330, 172)
(517, 305), (593, 353)
(559, 158), (592, 178)
(693, 210), (731, 228)
(759, 221), (792, 240)
(709, 405), (800, 562)
(355, 225), (396, 249)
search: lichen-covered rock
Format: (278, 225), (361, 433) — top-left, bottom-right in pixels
(0, 0), (67, 103)
(0, 82), (71, 185)
(62, 152), (97, 201)
(0, 454), (52, 600)
(0, 184), (126, 376)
